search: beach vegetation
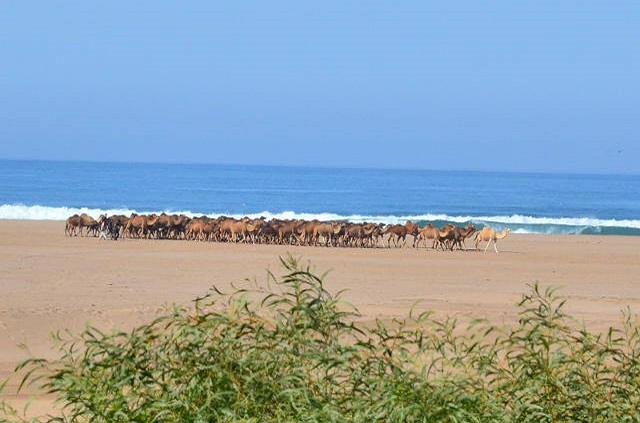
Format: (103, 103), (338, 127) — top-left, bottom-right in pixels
(2, 255), (640, 422)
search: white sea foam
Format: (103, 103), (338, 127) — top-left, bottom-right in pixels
(1, 204), (638, 234)
(0, 204), (139, 221)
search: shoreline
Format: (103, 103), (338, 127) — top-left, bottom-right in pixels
(2, 206), (640, 236)
(1, 220), (640, 414)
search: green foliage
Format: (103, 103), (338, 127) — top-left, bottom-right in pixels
(2, 256), (640, 422)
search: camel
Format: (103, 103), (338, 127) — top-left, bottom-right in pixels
(149, 213), (190, 239)
(244, 218), (265, 244)
(65, 214), (82, 236)
(61, 211), (506, 253)
(214, 217), (263, 244)
(122, 213), (160, 239)
(384, 221), (419, 248)
(449, 224), (476, 251)
(434, 224), (458, 251)
(404, 220), (421, 247)
(384, 224), (408, 248)
(272, 220), (304, 245)
(417, 223), (459, 250)
(313, 222), (343, 247)
(97, 214), (125, 240)
(185, 217), (215, 241)
(66, 214), (122, 238)
(415, 223), (438, 248)
(297, 219), (321, 246)
(257, 221), (277, 244)
(151, 213), (173, 239)
(217, 218), (239, 242)
(474, 227), (510, 253)
(231, 220), (258, 243)
(108, 215), (129, 228)
(344, 222), (380, 248)
(344, 224), (364, 247)
(78, 213), (99, 237)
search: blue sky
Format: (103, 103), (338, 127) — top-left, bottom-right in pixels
(1, 1), (638, 174)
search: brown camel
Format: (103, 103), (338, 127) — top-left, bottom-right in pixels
(345, 222), (379, 248)
(244, 218), (265, 244)
(273, 220), (304, 245)
(122, 214), (160, 238)
(404, 220), (420, 247)
(297, 219), (321, 246)
(433, 224), (476, 251)
(230, 219), (258, 243)
(452, 224), (477, 250)
(185, 217), (214, 241)
(313, 222), (342, 247)
(434, 224), (457, 251)
(151, 213), (173, 239)
(474, 227), (510, 253)
(415, 223), (439, 249)
(257, 220), (278, 244)
(384, 221), (419, 248)
(78, 213), (99, 237)
(384, 224), (408, 248)
(65, 214), (82, 236)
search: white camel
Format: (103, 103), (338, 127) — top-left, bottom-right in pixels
(474, 227), (510, 253)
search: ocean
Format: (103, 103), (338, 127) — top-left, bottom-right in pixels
(1, 159), (639, 235)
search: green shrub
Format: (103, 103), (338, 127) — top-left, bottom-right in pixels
(2, 256), (640, 422)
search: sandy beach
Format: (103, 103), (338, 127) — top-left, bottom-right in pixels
(1, 219), (640, 414)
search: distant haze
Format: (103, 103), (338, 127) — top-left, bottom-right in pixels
(1, 1), (638, 174)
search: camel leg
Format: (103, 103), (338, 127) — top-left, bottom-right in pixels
(484, 239), (491, 252)
(494, 240), (499, 254)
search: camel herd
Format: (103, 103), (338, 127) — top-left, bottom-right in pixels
(64, 213), (511, 252)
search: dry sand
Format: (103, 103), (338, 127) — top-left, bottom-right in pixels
(1, 220), (640, 415)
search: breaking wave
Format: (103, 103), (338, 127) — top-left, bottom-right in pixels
(1, 204), (639, 236)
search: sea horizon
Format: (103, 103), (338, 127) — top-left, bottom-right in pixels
(1, 157), (638, 178)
